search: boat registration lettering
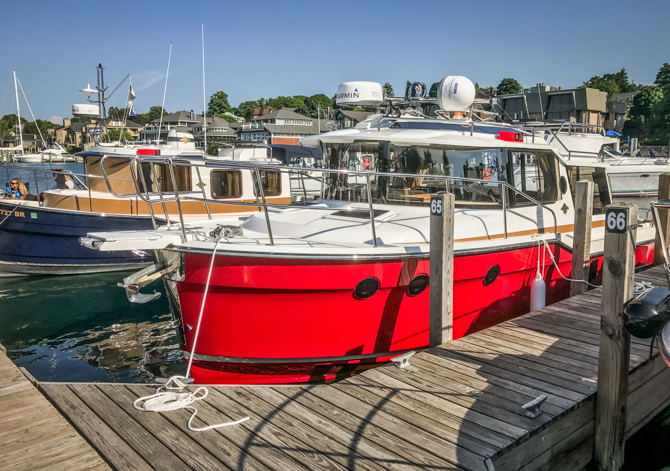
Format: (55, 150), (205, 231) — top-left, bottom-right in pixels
(1, 210), (25, 217)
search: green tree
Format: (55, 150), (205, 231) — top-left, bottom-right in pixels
(236, 100), (261, 121)
(267, 95), (305, 110)
(583, 76), (620, 95)
(628, 85), (663, 121)
(429, 82), (440, 98)
(105, 129), (135, 142)
(496, 78), (522, 95)
(650, 94), (670, 143)
(300, 94), (334, 117)
(23, 119), (57, 136)
(207, 142), (221, 156)
(382, 82), (394, 98)
(143, 106), (169, 122)
(219, 114), (238, 123)
(0, 114), (27, 136)
(655, 63), (670, 89)
(207, 91), (232, 118)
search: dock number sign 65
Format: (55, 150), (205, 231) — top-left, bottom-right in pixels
(606, 207), (628, 233)
(431, 195), (443, 216)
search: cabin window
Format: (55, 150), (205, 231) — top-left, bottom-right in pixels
(139, 162), (191, 193)
(254, 170), (281, 197)
(566, 166), (611, 215)
(322, 142), (507, 206)
(210, 170), (243, 199)
(510, 152), (558, 206)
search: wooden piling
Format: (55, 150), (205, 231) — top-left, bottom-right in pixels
(429, 191), (455, 347)
(594, 202), (638, 471)
(654, 173), (670, 266)
(570, 180), (594, 296)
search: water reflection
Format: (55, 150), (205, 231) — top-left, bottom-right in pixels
(0, 270), (185, 382)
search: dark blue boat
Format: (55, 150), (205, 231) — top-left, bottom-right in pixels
(0, 200), (157, 275)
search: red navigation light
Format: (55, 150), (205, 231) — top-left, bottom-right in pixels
(137, 149), (161, 156)
(499, 131), (524, 143)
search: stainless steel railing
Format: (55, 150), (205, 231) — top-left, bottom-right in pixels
(100, 155), (560, 247)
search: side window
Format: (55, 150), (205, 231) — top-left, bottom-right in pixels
(511, 151), (558, 206)
(255, 170), (282, 197)
(210, 170), (242, 199)
(566, 166), (611, 215)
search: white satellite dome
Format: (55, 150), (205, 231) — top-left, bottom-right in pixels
(336, 82), (384, 107)
(436, 76), (476, 112)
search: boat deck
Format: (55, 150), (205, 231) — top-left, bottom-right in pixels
(24, 265), (670, 470)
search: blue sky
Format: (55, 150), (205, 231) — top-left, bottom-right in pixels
(1, 0), (669, 123)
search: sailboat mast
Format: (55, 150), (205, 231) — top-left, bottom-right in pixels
(13, 71), (24, 155)
(202, 25), (207, 153)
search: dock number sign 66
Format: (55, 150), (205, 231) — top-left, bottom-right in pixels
(431, 195), (443, 216)
(606, 207), (628, 233)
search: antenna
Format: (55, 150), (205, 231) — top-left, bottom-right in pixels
(158, 42), (172, 144)
(202, 25), (207, 153)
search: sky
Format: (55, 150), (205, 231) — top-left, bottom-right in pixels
(1, 0), (669, 124)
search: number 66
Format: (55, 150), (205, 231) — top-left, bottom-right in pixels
(607, 211), (626, 231)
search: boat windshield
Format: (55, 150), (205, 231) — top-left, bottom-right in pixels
(601, 146), (624, 159)
(321, 141), (558, 207)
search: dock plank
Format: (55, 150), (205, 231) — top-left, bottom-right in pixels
(98, 384), (231, 471)
(125, 387), (310, 471)
(0, 351), (110, 471)
(39, 383), (151, 471)
(69, 383), (193, 470)
(244, 384), (424, 471)
(125, 384), (272, 471)
(26, 264), (670, 471)
(211, 386), (385, 471)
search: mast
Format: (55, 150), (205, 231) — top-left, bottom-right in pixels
(202, 25), (207, 153)
(13, 71), (24, 155)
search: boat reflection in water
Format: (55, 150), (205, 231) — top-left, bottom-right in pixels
(0, 271), (185, 382)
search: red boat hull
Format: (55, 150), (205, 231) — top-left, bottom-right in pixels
(175, 242), (655, 384)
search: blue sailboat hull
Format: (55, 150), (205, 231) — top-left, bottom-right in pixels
(0, 201), (157, 275)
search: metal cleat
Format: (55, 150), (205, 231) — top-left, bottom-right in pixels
(390, 351), (416, 369)
(522, 394), (547, 418)
(210, 224), (243, 239)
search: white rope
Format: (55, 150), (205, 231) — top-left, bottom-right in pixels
(133, 238), (249, 431)
(532, 234), (600, 288)
(531, 234), (653, 294)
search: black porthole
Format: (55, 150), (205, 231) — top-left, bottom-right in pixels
(483, 265), (500, 286)
(354, 277), (380, 300)
(407, 274), (429, 297)
(559, 176), (568, 195)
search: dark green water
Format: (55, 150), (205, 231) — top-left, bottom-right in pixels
(0, 271), (186, 382)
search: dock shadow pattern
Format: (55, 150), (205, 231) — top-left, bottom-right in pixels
(37, 266), (670, 471)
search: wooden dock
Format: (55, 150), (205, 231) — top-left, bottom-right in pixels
(17, 264), (670, 470)
(0, 345), (110, 470)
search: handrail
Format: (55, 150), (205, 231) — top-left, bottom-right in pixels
(116, 155), (561, 245)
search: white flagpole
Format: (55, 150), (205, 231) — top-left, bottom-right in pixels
(158, 42), (172, 144)
(118, 77), (131, 145)
(13, 72), (24, 155)
(202, 24), (207, 154)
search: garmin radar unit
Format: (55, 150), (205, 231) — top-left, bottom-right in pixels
(336, 82), (384, 108)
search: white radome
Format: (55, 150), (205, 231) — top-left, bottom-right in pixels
(336, 82), (384, 107)
(437, 76), (476, 112)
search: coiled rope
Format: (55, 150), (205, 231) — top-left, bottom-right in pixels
(133, 238), (250, 431)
